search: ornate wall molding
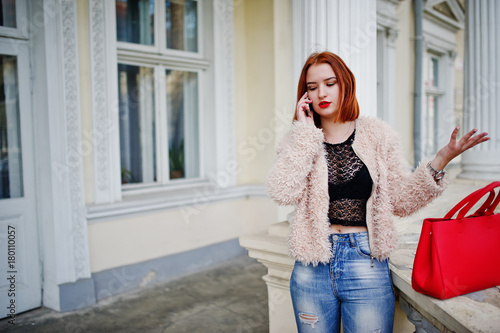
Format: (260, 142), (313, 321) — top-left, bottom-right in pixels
(89, 0), (108, 194)
(386, 27), (399, 48)
(89, 0), (121, 203)
(59, 0), (91, 280)
(213, 0), (236, 185)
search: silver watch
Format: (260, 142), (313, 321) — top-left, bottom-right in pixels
(427, 162), (445, 181)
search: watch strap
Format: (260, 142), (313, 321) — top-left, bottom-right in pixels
(427, 162), (446, 181)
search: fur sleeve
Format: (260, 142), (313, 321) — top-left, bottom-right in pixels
(266, 121), (324, 206)
(383, 124), (448, 217)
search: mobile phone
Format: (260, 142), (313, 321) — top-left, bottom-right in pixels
(305, 96), (312, 117)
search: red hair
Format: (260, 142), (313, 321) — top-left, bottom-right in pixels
(294, 52), (359, 126)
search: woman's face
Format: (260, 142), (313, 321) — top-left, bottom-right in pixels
(305, 63), (340, 122)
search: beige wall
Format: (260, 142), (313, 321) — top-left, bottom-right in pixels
(88, 197), (275, 272)
(77, 0), (95, 204)
(234, 0), (294, 186)
(234, 0), (275, 185)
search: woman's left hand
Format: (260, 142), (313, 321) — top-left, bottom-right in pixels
(431, 127), (490, 170)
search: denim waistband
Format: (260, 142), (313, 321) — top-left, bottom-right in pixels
(329, 231), (368, 245)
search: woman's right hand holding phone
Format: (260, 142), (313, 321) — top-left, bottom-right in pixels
(296, 92), (315, 125)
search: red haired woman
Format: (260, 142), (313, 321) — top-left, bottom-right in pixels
(267, 52), (489, 332)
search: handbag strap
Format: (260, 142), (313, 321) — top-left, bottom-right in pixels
(444, 187), (484, 219)
(471, 190), (496, 216)
(458, 182), (500, 219)
(444, 181), (500, 220)
(485, 189), (500, 215)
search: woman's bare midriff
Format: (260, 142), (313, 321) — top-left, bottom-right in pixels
(329, 224), (368, 234)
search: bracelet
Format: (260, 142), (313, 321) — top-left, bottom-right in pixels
(427, 162), (446, 181)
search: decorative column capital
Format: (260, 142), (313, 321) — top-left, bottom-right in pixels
(448, 50), (457, 61)
(422, 38), (432, 52)
(386, 27), (399, 48)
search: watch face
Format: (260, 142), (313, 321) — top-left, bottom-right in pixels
(435, 170), (445, 180)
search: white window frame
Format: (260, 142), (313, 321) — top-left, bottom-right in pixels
(0, 0), (28, 40)
(87, 0), (236, 218)
(116, 0), (205, 60)
(422, 50), (446, 158)
(117, 0), (210, 191)
(116, 60), (205, 190)
(419, 0), (463, 163)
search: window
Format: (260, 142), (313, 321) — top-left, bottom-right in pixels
(116, 0), (204, 187)
(423, 53), (444, 158)
(0, 0), (28, 199)
(0, 0), (16, 28)
(0, 54), (23, 199)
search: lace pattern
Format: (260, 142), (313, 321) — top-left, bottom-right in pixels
(323, 130), (373, 226)
(327, 199), (366, 225)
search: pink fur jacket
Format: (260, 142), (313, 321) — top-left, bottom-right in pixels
(267, 116), (447, 265)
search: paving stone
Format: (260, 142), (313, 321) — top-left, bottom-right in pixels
(0, 255), (269, 333)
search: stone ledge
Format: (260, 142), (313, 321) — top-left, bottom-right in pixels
(391, 180), (500, 332)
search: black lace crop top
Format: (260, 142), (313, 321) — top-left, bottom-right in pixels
(323, 130), (373, 227)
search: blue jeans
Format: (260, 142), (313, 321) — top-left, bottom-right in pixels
(290, 232), (395, 333)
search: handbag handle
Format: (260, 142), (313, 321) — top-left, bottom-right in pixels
(485, 189), (500, 215)
(444, 187), (487, 219)
(444, 181), (500, 220)
(458, 182), (500, 219)
(471, 190), (497, 216)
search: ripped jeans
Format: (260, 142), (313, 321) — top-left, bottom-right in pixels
(290, 232), (395, 333)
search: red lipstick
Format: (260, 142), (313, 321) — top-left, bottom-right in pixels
(318, 101), (331, 109)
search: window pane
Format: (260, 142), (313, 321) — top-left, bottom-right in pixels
(424, 95), (438, 156)
(166, 70), (199, 179)
(118, 64), (156, 184)
(116, 0), (154, 45)
(0, 55), (23, 199)
(166, 0), (198, 52)
(432, 57), (439, 87)
(0, 0), (16, 28)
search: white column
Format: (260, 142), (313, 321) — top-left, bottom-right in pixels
(376, 0), (400, 128)
(293, 0), (377, 116)
(31, 0), (93, 311)
(460, 0), (500, 180)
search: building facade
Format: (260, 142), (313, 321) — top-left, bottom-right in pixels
(0, 0), (497, 316)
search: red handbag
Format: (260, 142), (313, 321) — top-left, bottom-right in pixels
(412, 181), (500, 300)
